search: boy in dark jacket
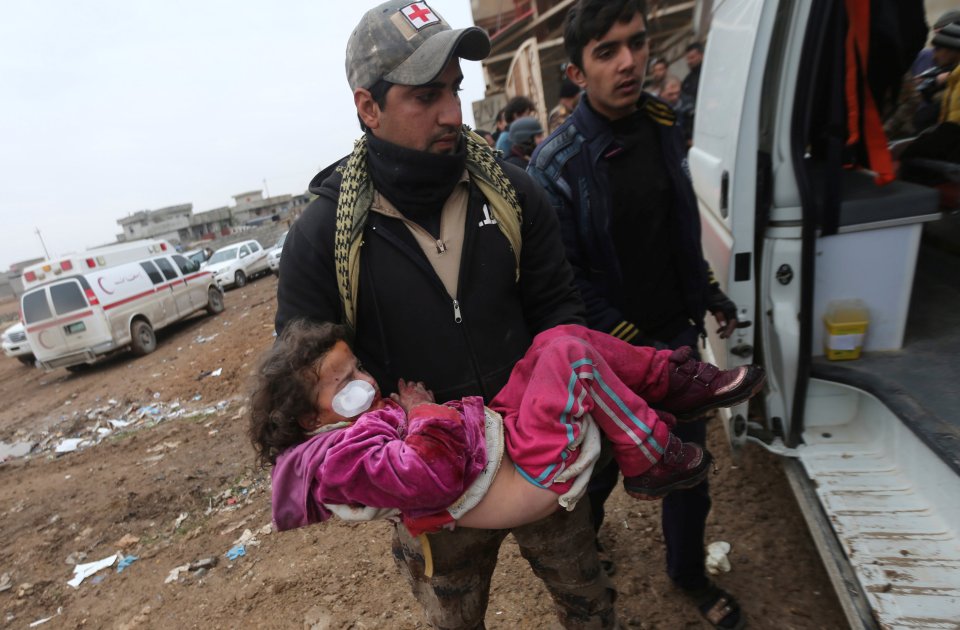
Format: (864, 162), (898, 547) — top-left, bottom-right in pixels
(528, 1), (745, 628)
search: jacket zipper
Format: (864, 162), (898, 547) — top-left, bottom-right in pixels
(387, 213), (467, 327)
(452, 299), (462, 323)
(369, 188), (491, 400)
(456, 184), (490, 399)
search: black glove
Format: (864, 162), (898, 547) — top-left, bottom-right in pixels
(706, 284), (738, 338)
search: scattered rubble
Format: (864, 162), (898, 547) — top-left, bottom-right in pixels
(116, 534), (140, 549)
(0, 397), (240, 464)
(116, 555), (138, 573)
(67, 554), (117, 588)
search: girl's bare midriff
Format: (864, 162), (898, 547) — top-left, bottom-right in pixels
(455, 451), (561, 530)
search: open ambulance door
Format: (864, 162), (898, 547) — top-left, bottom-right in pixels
(696, 1), (960, 625)
(689, 0), (792, 451)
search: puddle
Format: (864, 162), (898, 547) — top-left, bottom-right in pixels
(0, 440), (35, 461)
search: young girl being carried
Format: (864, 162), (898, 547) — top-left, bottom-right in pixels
(250, 321), (765, 536)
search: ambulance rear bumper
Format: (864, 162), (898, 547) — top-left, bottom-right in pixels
(37, 341), (117, 370)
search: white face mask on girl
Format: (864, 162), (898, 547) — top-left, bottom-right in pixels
(331, 379), (377, 418)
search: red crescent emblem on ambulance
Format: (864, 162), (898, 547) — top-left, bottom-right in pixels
(38, 329), (53, 349)
(98, 277), (114, 295)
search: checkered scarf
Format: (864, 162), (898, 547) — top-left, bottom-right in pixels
(334, 126), (522, 330)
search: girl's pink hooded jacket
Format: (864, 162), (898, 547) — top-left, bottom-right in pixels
(271, 396), (488, 532)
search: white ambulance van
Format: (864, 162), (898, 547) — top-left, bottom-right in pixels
(20, 240), (224, 370)
(691, 1), (960, 626)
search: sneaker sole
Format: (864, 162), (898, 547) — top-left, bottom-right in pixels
(673, 367), (766, 420)
(623, 450), (713, 499)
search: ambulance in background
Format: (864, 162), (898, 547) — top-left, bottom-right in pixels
(20, 239), (224, 371)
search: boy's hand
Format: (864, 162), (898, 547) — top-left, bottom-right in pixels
(390, 378), (435, 414)
(707, 283), (738, 339)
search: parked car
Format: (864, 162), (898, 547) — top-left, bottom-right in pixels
(183, 247), (213, 268)
(267, 231), (288, 275)
(2, 322), (34, 366)
(205, 239), (270, 289)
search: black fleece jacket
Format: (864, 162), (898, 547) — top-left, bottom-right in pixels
(276, 156), (585, 404)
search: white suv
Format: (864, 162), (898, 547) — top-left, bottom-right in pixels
(267, 230), (288, 275)
(205, 239), (270, 289)
(2, 322), (34, 366)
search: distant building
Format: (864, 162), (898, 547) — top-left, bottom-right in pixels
(289, 192), (313, 221)
(0, 274), (13, 301)
(114, 190), (298, 249)
(188, 206), (233, 242)
(4, 257), (45, 300)
(228, 190), (293, 226)
(116, 203), (193, 244)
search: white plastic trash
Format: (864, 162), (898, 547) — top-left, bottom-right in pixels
(67, 554), (117, 588)
(705, 541), (732, 575)
(55, 438), (84, 454)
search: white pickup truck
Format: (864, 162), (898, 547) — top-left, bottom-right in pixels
(690, 1), (960, 627)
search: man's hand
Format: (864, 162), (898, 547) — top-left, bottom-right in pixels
(390, 378), (436, 414)
(707, 284), (738, 339)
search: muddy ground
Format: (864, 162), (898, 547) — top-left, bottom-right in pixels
(0, 276), (848, 629)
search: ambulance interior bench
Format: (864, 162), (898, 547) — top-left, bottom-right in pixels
(810, 168), (942, 358)
(899, 157), (960, 212)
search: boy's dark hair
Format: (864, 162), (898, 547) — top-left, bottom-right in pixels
(503, 95), (536, 123)
(564, 0), (648, 70)
(685, 41), (704, 54)
(248, 320), (350, 467)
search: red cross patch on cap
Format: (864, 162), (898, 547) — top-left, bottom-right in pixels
(400, 2), (439, 30)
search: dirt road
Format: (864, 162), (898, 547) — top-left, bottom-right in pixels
(0, 276), (847, 628)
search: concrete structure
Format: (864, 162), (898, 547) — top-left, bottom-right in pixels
(188, 206), (233, 241)
(5, 257), (46, 300)
(0, 274), (14, 301)
(228, 190), (293, 226)
(114, 188), (300, 249)
(117, 204), (192, 244)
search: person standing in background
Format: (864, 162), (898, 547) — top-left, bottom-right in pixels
(679, 42), (704, 142)
(495, 95), (537, 154)
(644, 57), (668, 96)
(504, 116), (545, 168)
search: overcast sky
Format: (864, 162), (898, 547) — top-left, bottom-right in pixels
(0, 1), (486, 272)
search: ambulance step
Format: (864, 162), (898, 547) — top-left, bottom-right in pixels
(798, 379), (960, 629)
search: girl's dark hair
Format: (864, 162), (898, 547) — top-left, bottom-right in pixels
(248, 320), (350, 467)
(564, 0), (648, 69)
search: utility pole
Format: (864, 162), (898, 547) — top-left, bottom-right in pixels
(263, 178), (271, 199)
(35, 227), (50, 259)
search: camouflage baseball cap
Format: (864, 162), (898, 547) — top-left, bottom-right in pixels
(345, 1), (491, 91)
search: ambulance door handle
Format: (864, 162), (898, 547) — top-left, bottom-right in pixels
(720, 171), (729, 218)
